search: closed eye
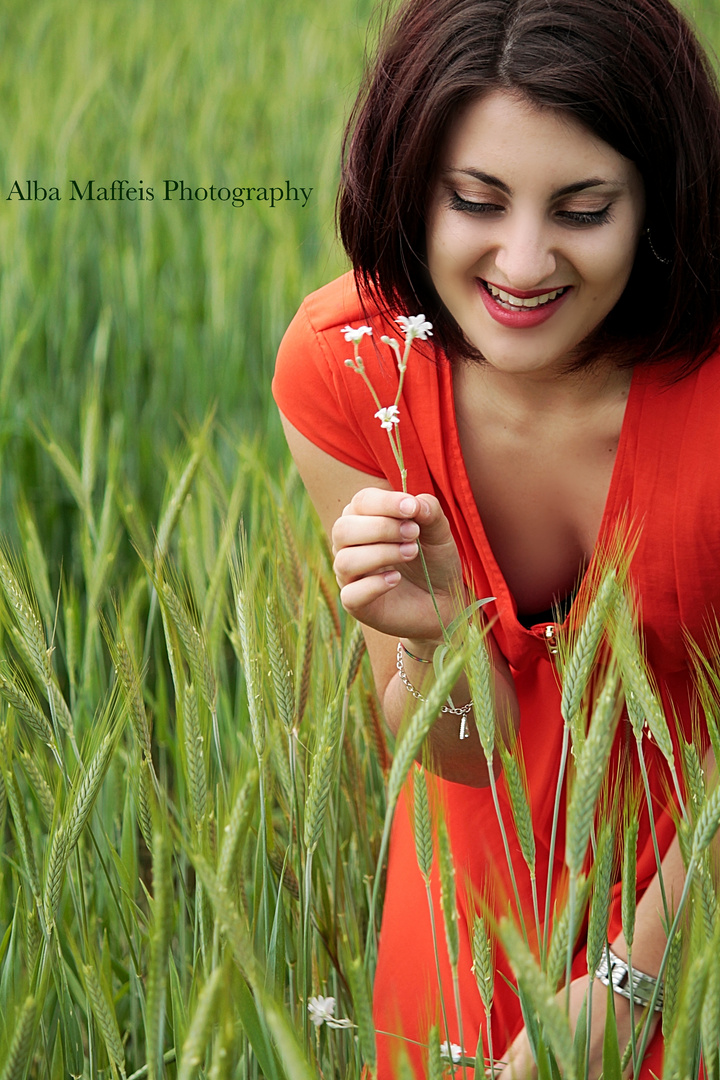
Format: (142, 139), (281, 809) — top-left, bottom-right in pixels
(556, 205), (613, 227)
(448, 192), (503, 214)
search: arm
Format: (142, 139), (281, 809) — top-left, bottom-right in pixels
(280, 413), (519, 787)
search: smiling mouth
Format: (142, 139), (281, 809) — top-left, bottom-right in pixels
(482, 280), (570, 310)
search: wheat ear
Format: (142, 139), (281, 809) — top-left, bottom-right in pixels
(177, 965), (225, 1080)
(83, 963), (126, 1077)
(0, 997), (36, 1080)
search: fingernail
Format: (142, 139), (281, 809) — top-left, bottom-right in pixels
(399, 520), (419, 539)
(399, 542), (417, 557)
(384, 571), (401, 585)
(399, 497), (416, 515)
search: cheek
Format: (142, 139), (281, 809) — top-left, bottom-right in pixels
(581, 236), (639, 297)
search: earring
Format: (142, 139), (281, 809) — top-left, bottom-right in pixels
(645, 227), (670, 266)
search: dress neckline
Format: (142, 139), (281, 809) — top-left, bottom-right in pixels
(440, 357), (645, 638)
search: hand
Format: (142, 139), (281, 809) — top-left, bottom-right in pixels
(497, 973), (659, 1080)
(331, 487), (463, 641)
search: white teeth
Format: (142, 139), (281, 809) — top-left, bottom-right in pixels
(486, 283), (566, 308)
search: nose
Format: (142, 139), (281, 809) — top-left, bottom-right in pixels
(492, 213), (557, 289)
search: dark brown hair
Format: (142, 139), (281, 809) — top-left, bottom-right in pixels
(338, 0), (720, 369)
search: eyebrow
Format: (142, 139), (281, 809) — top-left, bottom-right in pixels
(447, 169), (624, 198)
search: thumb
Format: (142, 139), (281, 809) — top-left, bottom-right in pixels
(413, 494), (455, 547)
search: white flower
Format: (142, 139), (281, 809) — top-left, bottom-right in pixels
(395, 314), (433, 341)
(440, 1042), (464, 1064)
(374, 405), (400, 431)
(342, 324), (373, 343)
(380, 335), (399, 349)
(307, 995), (354, 1029)
(308, 996), (337, 1027)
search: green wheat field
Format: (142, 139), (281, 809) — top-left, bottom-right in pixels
(2, 0), (720, 1077)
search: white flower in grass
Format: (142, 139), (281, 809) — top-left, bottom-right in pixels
(342, 324), (373, 343)
(440, 1041), (464, 1064)
(374, 405), (400, 431)
(307, 995), (354, 1029)
(395, 314), (433, 341)
(308, 996), (337, 1027)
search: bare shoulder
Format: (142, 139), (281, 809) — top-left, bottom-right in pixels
(279, 413), (392, 536)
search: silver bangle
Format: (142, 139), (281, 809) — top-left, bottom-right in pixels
(594, 946), (664, 1012)
(396, 641), (473, 739)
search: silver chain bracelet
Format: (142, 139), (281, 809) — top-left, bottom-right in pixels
(594, 946), (664, 1012)
(396, 641), (473, 739)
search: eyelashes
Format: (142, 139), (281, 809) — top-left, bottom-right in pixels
(556, 206), (613, 226)
(448, 192), (614, 227)
(448, 193), (501, 214)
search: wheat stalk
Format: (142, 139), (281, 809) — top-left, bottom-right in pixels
(683, 739), (705, 821)
(497, 738), (535, 878)
(662, 952), (708, 1080)
(154, 427), (209, 565)
(0, 544), (53, 686)
(348, 955), (376, 1069)
(565, 665), (620, 875)
(83, 962), (126, 1076)
(500, 918), (576, 1080)
(64, 731), (116, 853)
(146, 827), (173, 1080)
(0, 997), (36, 1080)
(546, 873), (589, 991)
(621, 815), (639, 949)
(413, 764), (433, 882)
(159, 578), (217, 715)
(303, 696), (342, 854)
(177, 965), (225, 1080)
(611, 588), (676, 772)
(43, 825), (67, 927)
(465, 623), (494, 759)
(4, 764), (41, 903)
(107, 620), (152, 760)
(234, 579), (265, 762)
(691, 784), (720, 858)
(18, 750), (55, 823)
(427, 1026), (443, 1080)
(0, 670), (55, 748)
(181, 681), (207, 836)
(265, 598), (295, 735)
(472, 915), (494, 1015)
(560, 568), (617, 726)
(586, 821), (615, 977)
(294, 601), (315, 726)
(438, 817), (459, 970)
(701, 920), (720, 1077)
(662, 927), (683, 1040)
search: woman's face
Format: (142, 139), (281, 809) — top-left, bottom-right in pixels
(426, 90), (646, 377)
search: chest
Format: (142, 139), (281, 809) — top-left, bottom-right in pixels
(453, 371), (629, 616)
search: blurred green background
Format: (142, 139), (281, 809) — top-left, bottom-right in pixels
(0, 0), (376, 565)
(0, 0), (717, 568)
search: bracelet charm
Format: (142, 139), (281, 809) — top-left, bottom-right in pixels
(594, 946), (664, 1012)
(396, 641), (473, 739)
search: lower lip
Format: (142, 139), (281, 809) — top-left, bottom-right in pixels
(477, 281), (571, 329)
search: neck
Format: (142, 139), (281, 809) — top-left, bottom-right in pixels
(456, 357), (633, 422)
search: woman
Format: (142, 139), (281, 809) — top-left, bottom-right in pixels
(273, 0), (720, 1074)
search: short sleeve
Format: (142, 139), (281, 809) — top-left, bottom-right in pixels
(272, 286), (386, 476)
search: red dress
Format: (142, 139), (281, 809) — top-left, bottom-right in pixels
(273, 272), (720, 1078)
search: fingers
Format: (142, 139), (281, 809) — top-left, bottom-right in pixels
(333, 539), (418, 586)
(338, 570), (402, 618)
(332, 513), (419, 556)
